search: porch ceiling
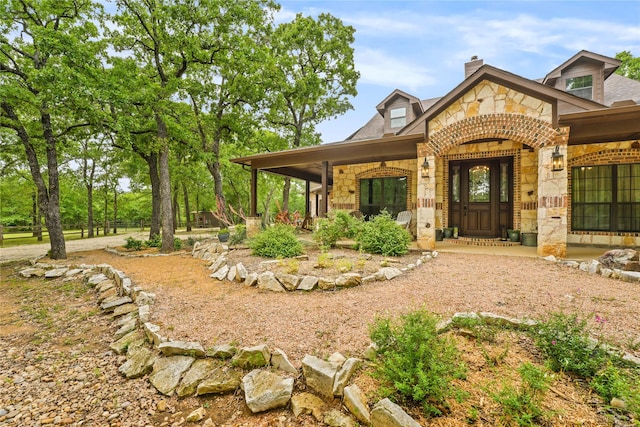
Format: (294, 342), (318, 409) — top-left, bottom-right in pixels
(559, 104), (640, 145)
(230, 133), (424, 184)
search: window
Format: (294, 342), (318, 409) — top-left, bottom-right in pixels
(389, 107), (406, 128)
(572, 164), (640, 232)
(360, 177), (407, 219)
(565, 75), (593, 100)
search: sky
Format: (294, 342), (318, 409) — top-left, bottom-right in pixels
(274, 1), (640, 143)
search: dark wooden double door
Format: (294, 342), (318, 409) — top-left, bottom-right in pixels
(449, 158), (513, 238)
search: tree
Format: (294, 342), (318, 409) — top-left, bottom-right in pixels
(266, 13), (359, 212)
(0, 0), (105, 259)
(108, 0), (277, 252)
(615, 51), (640, 81)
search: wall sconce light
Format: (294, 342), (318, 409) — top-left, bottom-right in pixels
(421, 157), (429, 178)
(551, 146), (564, 172)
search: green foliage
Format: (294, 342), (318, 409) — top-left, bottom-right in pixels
(144, 234), (162, 248)
(369, 309), (465, 416)
(313, 210), (362, 249)
(356, 211), (411, 256)
(249, 224), (303, 258)
(124, 237), (143, 251)
(591, 361), (640, 415)
(616, 51), (640, 81)
(230, 224), (247, 245)
(173, 238), (183, 250)
(492, 363), (551, 426)
(533, 312), (608, 377)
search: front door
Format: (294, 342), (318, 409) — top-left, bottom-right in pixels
(449, 158), (513, 238)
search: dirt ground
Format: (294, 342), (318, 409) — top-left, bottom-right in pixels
(2, 239), (639, 426)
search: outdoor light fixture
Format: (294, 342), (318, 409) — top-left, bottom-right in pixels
(421, 157), (430, 178)
(551, 146), (564, 172)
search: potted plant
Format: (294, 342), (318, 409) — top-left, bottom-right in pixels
(507, 229), (520, 242)
(443, 227), (453, 238)
(217, 228), (230, 242)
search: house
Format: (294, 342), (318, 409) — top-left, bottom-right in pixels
(232, 50), (640, 257)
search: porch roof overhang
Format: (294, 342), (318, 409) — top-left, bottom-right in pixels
(558, 104), (640, 145)
(230, 133), (425, 184)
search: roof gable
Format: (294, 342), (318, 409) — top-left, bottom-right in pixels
(375, 89), (423, 116)
(542, 50), (621, 84)
(402, 64), (605, 135)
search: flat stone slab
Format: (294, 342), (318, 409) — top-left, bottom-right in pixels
(119, 346), (157, 379)
(159, 341), (205, 358)
(371, 398), (421, 427)
(149, 356), (195, 396)
(302, 355), (339, 399)
(100, 296), (133, 312)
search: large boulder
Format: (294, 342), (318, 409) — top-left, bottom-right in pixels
(257, 272), (285, 292)
(242, 369), (294, 413)
(176, 359), (220, 397)
(598, 249), (640, 271)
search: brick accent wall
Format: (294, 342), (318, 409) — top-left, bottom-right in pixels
(428, 113), (556, 156)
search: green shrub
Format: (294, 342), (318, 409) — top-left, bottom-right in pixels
(369, 309), (465, 416)
(591, 361), (640, 414)
(533, 312), (607, 377)
(313, 210), (362, 249)
(173, 238), (183, 250)
(249, 224), (303, 258)
(124, 237), (143, 251)
(492, 362), (551, 426)
(230, 224), (247, 245)
(356, 211), (411, 256)
(144, 234), (162, 248)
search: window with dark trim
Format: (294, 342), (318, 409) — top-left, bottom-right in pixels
(359, 177), (407, 219)
(565, 75), (593, 100)
(572, 164), (640, 232)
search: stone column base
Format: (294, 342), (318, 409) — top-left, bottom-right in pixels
(245, 217), (262, 239)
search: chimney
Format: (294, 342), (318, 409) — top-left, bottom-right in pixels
(465, 55), (483, 78)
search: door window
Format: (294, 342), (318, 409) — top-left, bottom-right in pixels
(468, 165), (490, 203)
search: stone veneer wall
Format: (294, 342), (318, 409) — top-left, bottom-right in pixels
(567, 141), (640, 247)
(331, 160), (417, 225)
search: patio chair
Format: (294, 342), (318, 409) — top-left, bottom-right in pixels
(395, 210), (412, 230)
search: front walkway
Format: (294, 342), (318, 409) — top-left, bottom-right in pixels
(427, 241), (606, 261)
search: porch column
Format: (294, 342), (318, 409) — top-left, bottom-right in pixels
(320, 161), (329, 217)
(537, 128), (569, 258)
(416, 143), (436, 250)
(246, 167), (261, 238)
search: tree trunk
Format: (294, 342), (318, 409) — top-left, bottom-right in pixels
(172, 183), (179, 232)
(156, 114), (174, 253)
(31, 191), (38, 237)
(87, 184), (94, 238)
(103, 191), (109, 235)
(113, 189), (118, 234)
(183, 183), (191, 232)
(282, 177), (291, 213)
(142, 152), (161, 239)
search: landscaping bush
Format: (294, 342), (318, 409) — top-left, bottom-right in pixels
(173, 238), (183, 250)
(590, 361), (640, 415)
(533, 312), (608, 377)
(124, 237), (143, 251)
(369, 309), (465, 416)
(492, 362), (552, 426)
(356, 211), (411, 256)
(313, 210), (362, 249)
(230, 224), (247, 245)
(249, 224), (303, 258)
(144, 234), (162, 248)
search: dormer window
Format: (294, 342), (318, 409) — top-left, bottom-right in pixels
(565, 75), (593, 100)
(390, 107), (407, 128)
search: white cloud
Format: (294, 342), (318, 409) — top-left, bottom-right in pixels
(355, 48), (437, 92)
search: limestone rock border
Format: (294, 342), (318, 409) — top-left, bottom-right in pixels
(192, 239), (437, 292)
(17, 249), (640, 426)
